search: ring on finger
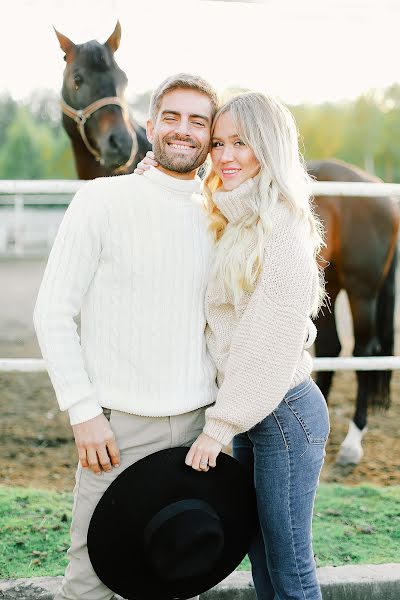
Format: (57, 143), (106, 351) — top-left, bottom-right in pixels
(199, 459), (208, 467)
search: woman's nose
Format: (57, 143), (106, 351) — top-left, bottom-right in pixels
(221, 146), (234, 162)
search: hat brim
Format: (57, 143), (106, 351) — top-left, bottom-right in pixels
(88, 447), (257, 600)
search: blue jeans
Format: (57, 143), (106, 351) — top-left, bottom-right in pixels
(233, 378), (329, 600)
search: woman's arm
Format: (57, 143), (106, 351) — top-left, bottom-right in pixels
(134, 150), (158, 174)
(203, 211), (318, 446)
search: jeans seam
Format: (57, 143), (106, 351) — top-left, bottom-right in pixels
(273, 411), (289, 449)
(285, 401), (313, 444)
(284, 378), (312, 402)
(288, 445), (308, 600)
(285, 401), (329, 445)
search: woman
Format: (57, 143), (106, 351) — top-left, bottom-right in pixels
(136, 92), (330, 600)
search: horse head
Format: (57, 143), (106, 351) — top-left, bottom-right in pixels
(55, 22), (136, 174)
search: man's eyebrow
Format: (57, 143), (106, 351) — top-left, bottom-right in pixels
(161, 110), (210, 122)
(191, 113), (211, 123)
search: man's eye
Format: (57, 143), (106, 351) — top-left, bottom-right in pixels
(193, 121), (205, 127)
(164, 116), (176, 121)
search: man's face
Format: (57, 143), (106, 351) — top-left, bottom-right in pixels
(146, 89), (213, 179)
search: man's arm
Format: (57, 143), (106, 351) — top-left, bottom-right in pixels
(33, 181), (120, 473)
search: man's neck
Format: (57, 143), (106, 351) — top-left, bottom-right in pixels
(157, 164), (198, 181)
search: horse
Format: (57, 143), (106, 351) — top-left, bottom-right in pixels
(55, 22), (151, 179)
(308, 159), (400, 465)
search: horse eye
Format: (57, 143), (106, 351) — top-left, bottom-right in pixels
(73, 75), (83, 90)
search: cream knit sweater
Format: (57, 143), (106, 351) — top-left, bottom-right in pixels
(203, 177), (319, 446)
(34, 168), (217, 425)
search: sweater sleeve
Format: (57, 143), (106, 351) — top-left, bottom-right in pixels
(203, 212), (317, 446)
(33, 181), (105, 425)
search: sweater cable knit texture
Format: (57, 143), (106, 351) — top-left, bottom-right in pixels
(203, 176), (319, 446)
(34, 168), (217, 425)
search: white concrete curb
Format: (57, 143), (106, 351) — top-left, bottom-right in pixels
(1, 564), (399, 599)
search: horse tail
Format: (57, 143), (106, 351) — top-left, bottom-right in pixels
(373, 243), (398, 409)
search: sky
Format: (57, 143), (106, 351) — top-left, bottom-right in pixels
(3, 0), (400, 105)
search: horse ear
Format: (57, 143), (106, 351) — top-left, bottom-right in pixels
(105, 21), (121, 53)
(54, 27), (76, 60)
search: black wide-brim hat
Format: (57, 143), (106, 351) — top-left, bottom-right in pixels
(88, 447), (257, 600)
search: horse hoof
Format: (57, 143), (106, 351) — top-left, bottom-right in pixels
(335, 421), (367, 466)
(336, 443), (363, 465)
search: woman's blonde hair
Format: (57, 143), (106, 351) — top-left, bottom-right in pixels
(204, 92), (326, 315)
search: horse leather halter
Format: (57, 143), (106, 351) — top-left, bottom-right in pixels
(61, 96), (138, 173)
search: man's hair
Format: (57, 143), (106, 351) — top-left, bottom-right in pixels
(149, 73), (219, 121)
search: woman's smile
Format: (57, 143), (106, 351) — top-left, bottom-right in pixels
(211, 111), (260, 191)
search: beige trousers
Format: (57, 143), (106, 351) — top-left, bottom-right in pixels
(55, 406), (206, 600)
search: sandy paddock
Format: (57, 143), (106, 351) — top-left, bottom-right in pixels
(0, 258), (399, 492)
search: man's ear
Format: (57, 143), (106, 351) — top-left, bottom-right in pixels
(146, 119), (154, 144)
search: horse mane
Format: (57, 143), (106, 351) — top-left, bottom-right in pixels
(76, 41), (114, 72)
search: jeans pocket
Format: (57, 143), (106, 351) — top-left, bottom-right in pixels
(284, 381), (330, 445)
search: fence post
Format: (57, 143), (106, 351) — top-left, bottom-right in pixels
(13, 193), (24, 256)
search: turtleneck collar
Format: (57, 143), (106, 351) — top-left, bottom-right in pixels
(213, 176), (261, 224)
(142, 166), (201, 195)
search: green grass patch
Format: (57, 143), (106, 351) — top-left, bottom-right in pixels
(0, 487), (71, 578)
(0, 484), (399, 578)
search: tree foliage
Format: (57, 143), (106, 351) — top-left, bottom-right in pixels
(2, 85), (400, 181)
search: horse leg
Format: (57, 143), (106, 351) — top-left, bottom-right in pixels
(374, 244), (397, 408)
(314, 274), (341, 401)
(336, 294), (378, 465)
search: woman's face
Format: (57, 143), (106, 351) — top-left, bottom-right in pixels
(211, 111), (260, 191)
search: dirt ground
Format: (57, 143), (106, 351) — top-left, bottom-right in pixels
(0, 258), (399, 492)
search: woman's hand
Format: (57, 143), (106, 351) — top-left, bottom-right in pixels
(185, 433), (223, 472)
(134, 150), (158, 174)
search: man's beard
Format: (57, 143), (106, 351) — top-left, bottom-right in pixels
(153, 134), (209, 174)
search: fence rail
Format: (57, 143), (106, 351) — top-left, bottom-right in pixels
(2, 356), (400, 373)
(2, 180), (400, 197)
(1, 179), (400, 373)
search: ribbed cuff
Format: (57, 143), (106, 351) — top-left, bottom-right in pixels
(203, 418), (242, 447)
(68, 395), (103, 425)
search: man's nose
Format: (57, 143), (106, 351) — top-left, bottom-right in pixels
(174, 119), (191, 136)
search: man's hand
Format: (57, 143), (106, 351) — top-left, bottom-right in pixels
(72, 413), (120, 475)
(185, 433), (223, 472)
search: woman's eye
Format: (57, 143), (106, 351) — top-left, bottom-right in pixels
(234, 140), (245, 146)
(212, 141), (223, 148)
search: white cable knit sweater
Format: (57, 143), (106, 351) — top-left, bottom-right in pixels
(34, 168), (217, 425)
(203, 177), (319, 446)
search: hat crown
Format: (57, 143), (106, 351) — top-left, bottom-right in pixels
(143, 499), (224, 581)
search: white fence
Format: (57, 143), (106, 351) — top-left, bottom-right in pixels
(1, 180), (400, 257)
(1, 179), (400, 373)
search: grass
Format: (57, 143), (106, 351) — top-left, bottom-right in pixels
(0, 484), (399, 578)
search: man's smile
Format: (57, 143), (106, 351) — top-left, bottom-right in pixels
(168, 142), (197, 152)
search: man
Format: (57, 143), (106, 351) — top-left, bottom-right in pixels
(34, 73), (219, 600)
